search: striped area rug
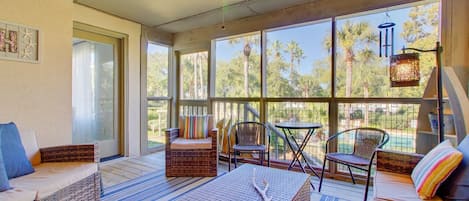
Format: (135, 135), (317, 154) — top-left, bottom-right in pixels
(102, 170), (222, 201)
(102, 169), (349, 201)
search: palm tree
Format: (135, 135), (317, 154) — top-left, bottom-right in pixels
(229, 36), (259, 97)
(336, 21), (375, 126)
(285, 41), (305, 96)
(270, 40), (283, 60)
(267, 40), (292, 97)
(285, 41), (305, 80)
(356, 30), (378, 123)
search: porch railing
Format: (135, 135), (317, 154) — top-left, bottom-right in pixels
(179, 100), (420, 173)
(179, 100), (321, 165)
(179, 100), (208, 115)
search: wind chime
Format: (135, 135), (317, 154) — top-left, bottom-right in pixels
(378, 12), (395, 57)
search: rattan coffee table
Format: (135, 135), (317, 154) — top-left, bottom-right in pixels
(175, 164), (310, 201)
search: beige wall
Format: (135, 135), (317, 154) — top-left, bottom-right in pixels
(442, 0), (469, 95)
(0, 0), (142, 157)
(0, 0), (73, 147)
(142, 26), (173, 47)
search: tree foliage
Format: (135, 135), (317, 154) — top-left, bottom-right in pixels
(147, 50), (168, 97)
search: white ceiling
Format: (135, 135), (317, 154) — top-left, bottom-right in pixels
(75, 0), (313, 33)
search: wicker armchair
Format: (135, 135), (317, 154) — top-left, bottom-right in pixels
(165, 116), (217, 177)
(319, 127), (389, 201)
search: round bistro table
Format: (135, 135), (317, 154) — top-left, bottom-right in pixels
(275, 122), (322, 189)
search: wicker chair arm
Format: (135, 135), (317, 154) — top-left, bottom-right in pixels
(210, 128), (217, 151)
(40, 143), (99, 163)
(376, 148), (424, 174)
(166, 128), (180, 145)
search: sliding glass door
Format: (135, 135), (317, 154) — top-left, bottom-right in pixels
(72, 29), (123, 159)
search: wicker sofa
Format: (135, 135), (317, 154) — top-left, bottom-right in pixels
(0, 130), (100, 201)
(374, 136), (469, 201)
(373, 149), (437, 201)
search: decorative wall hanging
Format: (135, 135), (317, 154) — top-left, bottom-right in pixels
(0, 20), (39, 63)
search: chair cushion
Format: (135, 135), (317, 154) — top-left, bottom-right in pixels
(411, 140), (463, 199)
(170, 137), (212, 150)
(0, 135), (11, 192)
(216, 119), (225, 151)
(0, 122), (34, 179)
(374, 171), (442, 201)
(19, 130), (41, 166)
(326, 153), (369, 166)
(0, 187), (37, 201)
(216, 119), (225, 131)
(222, 119), (234, 154)
(9, 162), (98, 200)
(181, 116), (209, 139)
(438, 136), (469, 200)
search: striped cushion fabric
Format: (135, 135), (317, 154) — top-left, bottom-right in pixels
(411, 140), (463, 199)
(182, 116), (209, 139)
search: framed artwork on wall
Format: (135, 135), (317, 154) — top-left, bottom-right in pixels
(0, 20), (39, 63)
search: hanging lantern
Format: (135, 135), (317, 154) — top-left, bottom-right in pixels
(378, 22), (396, 57)
(389, 52), (420, 87)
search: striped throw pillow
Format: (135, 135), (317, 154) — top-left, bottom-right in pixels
(411, 140), (463, 199)
(182, 116), (209, 139)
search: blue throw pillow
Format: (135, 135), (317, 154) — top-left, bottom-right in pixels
(0, 122), (34, 179)
(0, 135), (11, 192)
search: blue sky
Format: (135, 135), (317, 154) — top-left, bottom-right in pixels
(214, 5), (422, 75)
(148, 43), (168, 54)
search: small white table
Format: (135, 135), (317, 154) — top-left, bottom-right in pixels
(175, 164), (310, 201)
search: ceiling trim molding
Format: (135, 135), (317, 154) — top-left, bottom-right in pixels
(152, 0), (254, 29)
(74, 1), (143, 26)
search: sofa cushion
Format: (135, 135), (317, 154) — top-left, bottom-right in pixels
(9, 162), (97, 200)
(0, 136), (11, 192)
(181, 115), (209, 139)
(411, 140), (463, 199)
(0, 188), (37, 201)
(19, 130), (41, 166)
(170, 137), (212, 150)
(374, 171), (442, 201)
(0, 122), (34, 179)
(438, 136), (469, 200)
